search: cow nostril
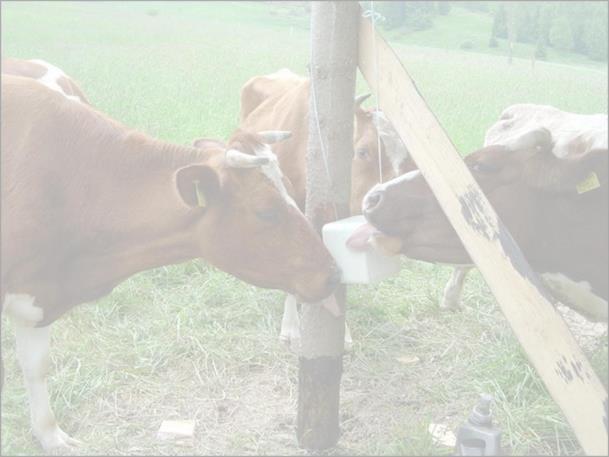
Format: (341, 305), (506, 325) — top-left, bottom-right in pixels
(364, 190), (383, 213)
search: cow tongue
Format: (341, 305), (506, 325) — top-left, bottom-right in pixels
(346, 222), (403, 255)
(346, 223), (378, 251)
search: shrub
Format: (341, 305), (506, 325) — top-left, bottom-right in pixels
(489, 36), (498, 48)
(407, 13), (433, 31)
(549, 16), (574, 51)
(460, 40), (474, 50)
(534, 42), (547, 60)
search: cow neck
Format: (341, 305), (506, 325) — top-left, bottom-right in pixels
(64, 123), (211, 291)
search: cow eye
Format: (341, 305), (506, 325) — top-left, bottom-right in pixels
(471, 162), (500, 173)
(355, 147), (370, 160)
(255, 207), (281, 224)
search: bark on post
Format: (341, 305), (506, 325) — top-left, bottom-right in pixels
(297, 2), (359, 450)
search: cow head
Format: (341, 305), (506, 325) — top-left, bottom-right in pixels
(184, 130), (340, 302)
(351, 95), (415, 215)
(362, 128), (608, 271)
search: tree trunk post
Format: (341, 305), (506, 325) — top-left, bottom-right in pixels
(297, 1), (359, 450)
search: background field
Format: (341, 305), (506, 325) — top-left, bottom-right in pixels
(1, 1), (607, 455)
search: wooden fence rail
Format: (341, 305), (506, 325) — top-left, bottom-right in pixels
(357, 12), (608, 455)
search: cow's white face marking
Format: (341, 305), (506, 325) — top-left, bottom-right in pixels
(254, 144), (299, 209)
(484, 104), (607, 159)
(2, 293), (43, 326)
(362, 170), (422, 214)
(29, 59), (81, 103)
(374, 169), (421, 193)
(542, 272), (608, 322)
(372, 111), (410, 176)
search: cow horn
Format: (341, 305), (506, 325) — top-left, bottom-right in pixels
(506, 128), (552, 153)
(225, 149), (270, 168)
(355, 93), (371, 107)
(258, 130), (292, 144)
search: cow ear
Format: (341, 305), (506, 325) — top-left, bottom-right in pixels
(192, 138), (226, 150)
(527, 147), (607, 193)
(174, 164), (221, 209)
(561, 148), (607, 194)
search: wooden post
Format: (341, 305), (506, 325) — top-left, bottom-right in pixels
(358, 14), (608, 455)
(297, 1), (358, 450)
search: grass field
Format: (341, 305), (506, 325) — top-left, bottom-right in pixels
(1, 2), (608, 456)
(382, 4), (609, 71)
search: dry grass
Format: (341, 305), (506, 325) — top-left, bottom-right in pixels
(2, 262), (606, 455)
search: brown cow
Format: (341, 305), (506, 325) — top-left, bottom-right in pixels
(1, 75), (339, 450)
(361, 126), (608, 322)
(233, 69), (416, 349)
(2, 58), (89, 104)
(239, 68), (415, 213)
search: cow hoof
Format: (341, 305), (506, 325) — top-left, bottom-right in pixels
(37, 426), (81, 453)
(279, 333), (301, 353)
(439, 297), (462, 310)
(343, 338), (353, 353)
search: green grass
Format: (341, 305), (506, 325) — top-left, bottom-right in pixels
(1, 2), (607, 456)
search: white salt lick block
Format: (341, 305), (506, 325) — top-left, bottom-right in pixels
(322, 215), (400, 284)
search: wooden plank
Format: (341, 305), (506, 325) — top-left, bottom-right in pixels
(358, 13), (608, 455)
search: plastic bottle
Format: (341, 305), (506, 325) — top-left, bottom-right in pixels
(455, 394), (502, 456)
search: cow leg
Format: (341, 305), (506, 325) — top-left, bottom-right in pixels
(344, 321), (353, 352)
(279, 294), (301, 351)
(280, 294), (353, 352)
(542, 273), (609, 322)
(440, 267), (471, 309)
(15, 324), (81, 451)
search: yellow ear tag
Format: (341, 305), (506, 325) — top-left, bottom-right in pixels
(576, 172), (600, 194)
(193, 180), (207, 207)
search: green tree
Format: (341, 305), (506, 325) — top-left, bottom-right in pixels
(491, 4), (508, 39)
(537, 3), (555, 46)
(584, 15), (608, 61)
(376, 1), (406, 29)
(376, 1), (435, 32)
(548, 16), (574, 51)
(513, 3), (538, 44)
(436, 1), (450, 15)
(461, 2), (489, 13)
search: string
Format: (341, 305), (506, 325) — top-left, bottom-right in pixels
(362, 3), (385, 184)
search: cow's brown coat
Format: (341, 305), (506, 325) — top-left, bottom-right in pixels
(1, 75), (338, 326)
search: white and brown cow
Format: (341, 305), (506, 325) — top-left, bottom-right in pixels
(361, 106), (608, 322)
(420, 104), (608, 310)
(231, 69), (416, 349)
(2, 58), (89, 104)
(238, 68), (415, 214)
(1, 75), (339, 450)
